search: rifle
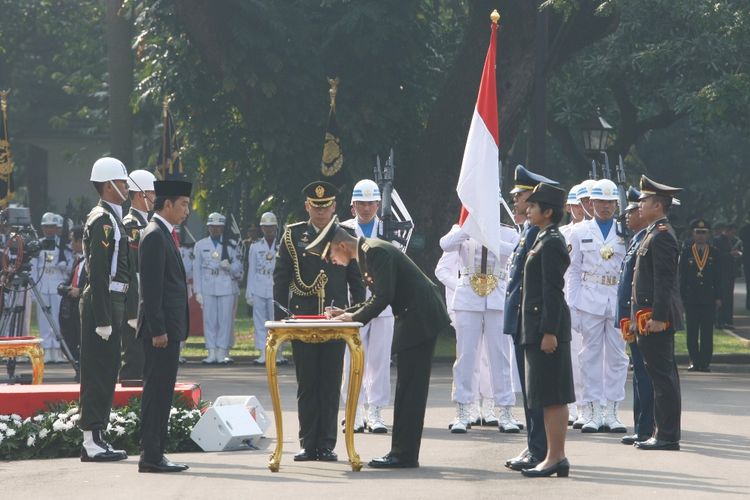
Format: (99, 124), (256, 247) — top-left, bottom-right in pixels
(58, 201), (73, 264)
(614, 155), (631, 238)
(498, 159), (519, 232)
(373, 148), (414, 250)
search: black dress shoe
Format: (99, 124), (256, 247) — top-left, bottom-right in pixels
(521, 458), (570, 478)
(634, 437), (680, 451)
(507, 454), (542, 471)
(316, 448), (338, 462)
(138, 456), (189, 473)
(621, 433), (650, 445)
(81, 447), (128, 462)
(368, 454), (419, 469)
(293, 448), (318, 461)
(504, 449), (529, 468)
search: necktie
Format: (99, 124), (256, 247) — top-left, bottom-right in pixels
(171, 228), (180, 248)
(71, 260), (82, 288)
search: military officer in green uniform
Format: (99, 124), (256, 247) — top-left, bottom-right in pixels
(79, 157), (133, 462)
(120, 169), (156, 382)
(319, 223), (453, 469)
(272, 181), (366, 462)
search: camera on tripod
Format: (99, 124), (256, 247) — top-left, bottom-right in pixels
(0, 206), (55, 276)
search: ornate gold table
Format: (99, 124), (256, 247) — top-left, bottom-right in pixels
(0, 337), (44, 384)
(264, 320), (364, 472)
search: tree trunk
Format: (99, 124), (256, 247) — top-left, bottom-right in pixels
(104, 0), (134, 167)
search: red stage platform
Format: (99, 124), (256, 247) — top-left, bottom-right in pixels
(0, 382), (201, 418)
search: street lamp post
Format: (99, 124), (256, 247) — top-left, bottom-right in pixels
(580, 112), (614, 179)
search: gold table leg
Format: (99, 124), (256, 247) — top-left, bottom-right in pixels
(343, 334), (364, 471)
(29, 345), (45, 384)
(266, 331), (287, 472)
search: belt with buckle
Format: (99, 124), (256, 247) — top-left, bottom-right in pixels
(581, 272), (618, 286)
(109, 281), (129, 293)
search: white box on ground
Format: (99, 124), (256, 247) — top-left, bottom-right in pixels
(190, 404), (263, 452)
(213, 395), (271, 435)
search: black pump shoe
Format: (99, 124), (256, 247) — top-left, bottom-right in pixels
(521, 458), (570, 478)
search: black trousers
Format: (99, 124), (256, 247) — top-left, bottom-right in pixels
(685, 302), (715, 368)
(59, 297), (81, 362)
(514, 343), (547, 460)
(140, 336), (180, 463)
(79, 292), (124, 430)
(120, 322), (145, 381)
(390, 336), (437, 462)
(636, 330), (681, 442)
(291, 340), (345, 451)
(717, 276), (735, 325)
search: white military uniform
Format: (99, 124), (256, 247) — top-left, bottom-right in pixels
(559, 221), (585, 412)
(340, 216), (394, 416)
(567, 217), (628, 423)
(193, 235), (243, 353)
(31, 237), (72, 357)
(245, 238), (276, 359)
(439, 224), (518, 424)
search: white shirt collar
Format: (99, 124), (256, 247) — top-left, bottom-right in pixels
(102, 200), (123, 220)
(152, 213), (174, 233)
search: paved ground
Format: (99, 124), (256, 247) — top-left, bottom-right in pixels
(2, 359), (749, 499)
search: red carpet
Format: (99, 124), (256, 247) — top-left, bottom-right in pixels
(0, 382), (201, 418)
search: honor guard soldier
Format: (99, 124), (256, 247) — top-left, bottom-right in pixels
(617, 187), (655, 445)
(245, 211), (282, 365)
(559, 185), (585, 425)
(680, 218), (722, 372)
(631, 175), (684, 451)
(440, 222), (520, 433)
(577, 179), (597, 220)
(119, 169), (156, 381)
(79, 157), (133, 462)
(339, 179), (395, 434)
(272, 181), (366, 462)
(567, 178), (628, 434)
(504, 165), (558, 472)
(193, 212), (243, 364)
(32, 212), (72, 363)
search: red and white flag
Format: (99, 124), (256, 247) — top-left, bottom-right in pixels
(456, 18), (500, 257)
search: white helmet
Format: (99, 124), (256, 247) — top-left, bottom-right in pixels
(128, 169), (157, 192)
(41, 212), (57, 226)
(590, 179), (619, 201)
(207, 212), (226, 226)
(260, 212), (277, 226)
(351, 179), (381, 202)
(577, 179), (597, 200)
(90, 157), (129, 182)
(54, 214), (65, 228)
(567, 184), (581, 205)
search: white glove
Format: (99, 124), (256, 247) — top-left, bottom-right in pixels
(195, 293), (203, 306)
(127, 319), (137, 329)
(95, 326), (112, 341)
(246, 295), (253, 306)
(56, 261), (68, 271)
(220, 259), (231, 270)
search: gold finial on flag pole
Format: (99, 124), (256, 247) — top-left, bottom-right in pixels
(490, 9), (500, 24)
(327, 77), (339, 111)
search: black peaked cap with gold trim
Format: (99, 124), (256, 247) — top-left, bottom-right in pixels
(510, 165), (559, 194)
(304, 215), (339, 259)
(625, 186), (641, 211)
(638, 175), (682, 200)
(690, 218), (711, 230)
(303, 180), (338, 208)
(154, 180), (192, 197)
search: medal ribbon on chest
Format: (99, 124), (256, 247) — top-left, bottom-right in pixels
(691, 244), (709, 278)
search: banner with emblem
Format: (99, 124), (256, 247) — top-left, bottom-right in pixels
(321, 77), (343, 177)
(0, 91), (15, 209)
(156, 96), (184, 181)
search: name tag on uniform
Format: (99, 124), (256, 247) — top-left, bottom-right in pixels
(582, 238), (593, 243)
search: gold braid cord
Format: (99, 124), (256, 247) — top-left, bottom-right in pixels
(284, 228), (328, 312)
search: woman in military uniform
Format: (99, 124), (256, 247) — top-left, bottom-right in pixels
(519, 183), (574, 478)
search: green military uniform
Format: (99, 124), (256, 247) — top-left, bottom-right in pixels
(347, 237), (452, 465)
(79, 200), (132, 431)
(272, 182), (366, 456)
(119, 207), (148, 381)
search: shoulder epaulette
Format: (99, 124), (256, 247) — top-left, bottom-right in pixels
(657, 223), (668, 232)
(85, 206), (110, 226)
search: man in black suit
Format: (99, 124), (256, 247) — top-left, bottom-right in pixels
(317, 225), (453, 468)
(137, 179), (192, 473)
(58, 226), (87, 363)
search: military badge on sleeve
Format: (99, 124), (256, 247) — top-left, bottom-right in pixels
(102, 225), (112, 248)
